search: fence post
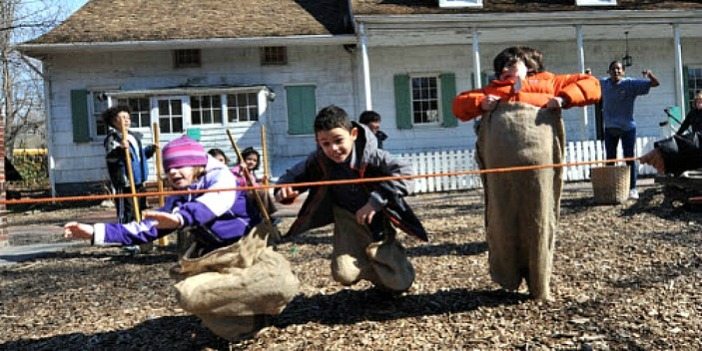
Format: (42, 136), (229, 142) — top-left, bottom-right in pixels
(0, 105), (8, 247)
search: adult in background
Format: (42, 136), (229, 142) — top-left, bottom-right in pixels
(599, 61), (659, 200)
(359, 110), (388, 149)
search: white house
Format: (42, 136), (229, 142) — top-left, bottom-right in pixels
(17, 0), (702, 195)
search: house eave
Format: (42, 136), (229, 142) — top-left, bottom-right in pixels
(355, 9), (702, 28)
(17, 34), (357, 58)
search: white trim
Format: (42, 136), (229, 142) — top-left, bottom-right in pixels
(408, 73), (442, 127)
(18, 35), (357, 56)
(576, 0), (616, 6)
(439, 0), (482, 8)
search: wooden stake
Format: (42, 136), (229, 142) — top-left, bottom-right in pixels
(152, 123), (168, 246)
(119, 123), (141, 222)
(260, 125), (270, 186)
(226, 129), (280, 240)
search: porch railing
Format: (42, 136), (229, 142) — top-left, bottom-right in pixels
(399, 136), (659, 194)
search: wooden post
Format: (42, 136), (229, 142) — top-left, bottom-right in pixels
(120, 123), (151, 253)
(226, 129), (280, 241)
(152, 123), (169, 247)
(260, 125), (270, 186)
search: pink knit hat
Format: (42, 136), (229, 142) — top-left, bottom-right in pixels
(162, 135), (208, 170)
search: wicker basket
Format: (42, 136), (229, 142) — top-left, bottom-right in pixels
(590, 165), (630, 204)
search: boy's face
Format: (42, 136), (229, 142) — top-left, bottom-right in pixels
(167, 166), (198, 189)
(316, 127), (358, 163)
(695, 96), (702, 110)
(500, 59), (527, 81)
(608, 63), (625, 82)
(366, 121), (381, 134)
(111, 111), (131, 131)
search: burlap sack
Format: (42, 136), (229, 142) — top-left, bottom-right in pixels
(476, 102), (564, 300)
(171, 225), (299, 340)
(331, 206), (415, 293)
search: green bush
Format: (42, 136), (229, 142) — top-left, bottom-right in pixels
(10, 153), (49, 188)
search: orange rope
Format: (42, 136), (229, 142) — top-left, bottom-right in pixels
(0, 156), (640, 205)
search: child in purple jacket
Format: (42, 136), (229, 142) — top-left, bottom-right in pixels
(65, 135), (260, 252)
(63, 135), (298, 341)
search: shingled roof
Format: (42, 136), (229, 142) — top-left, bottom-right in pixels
(351, 0), (702, 15)
(29, 0), (353, 44)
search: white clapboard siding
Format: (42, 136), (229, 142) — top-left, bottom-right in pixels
(398, 137), (658, 194)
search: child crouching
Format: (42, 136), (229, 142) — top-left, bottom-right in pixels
(64, 135), (299, 340)
(275, 105), (427, 294)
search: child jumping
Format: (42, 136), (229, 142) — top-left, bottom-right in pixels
(275, 105), (427, 294)
(65, 135), (299, 340)
(453, 46), (601, 300)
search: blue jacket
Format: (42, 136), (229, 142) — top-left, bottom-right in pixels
(104, 128), (155, 187)
(93, 156), (261, 246)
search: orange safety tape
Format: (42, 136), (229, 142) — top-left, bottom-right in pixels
(0, 156), (639, 206)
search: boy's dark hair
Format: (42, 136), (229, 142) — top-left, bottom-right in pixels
(359, 110), (381, 124)
(493, 46), (545, 77)
(314, 105), (353, 133)
(101, 105), (132, 127)
(207, 148), (229, 163)
(239, 147), (260, 170)
(608, 60), (624, 72)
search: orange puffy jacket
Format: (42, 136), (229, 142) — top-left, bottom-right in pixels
(452, 72), (601, 122)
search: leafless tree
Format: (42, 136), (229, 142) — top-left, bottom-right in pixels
(1, 0), (69, 159)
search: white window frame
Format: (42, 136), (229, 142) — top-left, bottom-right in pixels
(439, 0), (482, 8)
(189, 94), (224, 126)
(575, 0), (617, 6)
(96, 87), (268, 137)
(409, 73), (442, 127)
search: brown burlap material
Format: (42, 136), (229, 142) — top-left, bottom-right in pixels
(476, 102), (564, 300)
(331, 206), (415, 293)
(171, 224), (299, 340)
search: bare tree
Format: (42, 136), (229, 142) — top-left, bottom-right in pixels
(1, 0), (67, 159)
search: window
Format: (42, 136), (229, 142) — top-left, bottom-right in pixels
(91, 92), (109, 136)
(411, 76), (440, 125)
(260, 47), (287, 65)
(190, 95), (222, 125)
(227, 93), (259, 122)
(686, 67), (702, 109)
(575, 0), (616, 5)
(117, 97), (150, 128)
(157, 98), (184, 133)
(174, 49), (201, 68)
(438, 0), (482, 8)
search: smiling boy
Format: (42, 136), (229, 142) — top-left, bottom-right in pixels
(276, 105), (427, 293)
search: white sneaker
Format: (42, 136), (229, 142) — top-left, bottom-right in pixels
(629, 189), (639, 200)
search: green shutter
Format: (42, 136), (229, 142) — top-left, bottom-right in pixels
(394, 74), (412, 130)
(70, 89), (91, 143)
(440, 73), (457, 128)
(286, 85), (316, 135)
(683, 65), (690, 115)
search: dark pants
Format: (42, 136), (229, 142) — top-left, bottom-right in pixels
(605, 127), (637, 189)
(115, 185), (147, 223)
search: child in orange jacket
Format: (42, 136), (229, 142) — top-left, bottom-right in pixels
(453, 46), (600, 301)
(453, 46), (600, 121)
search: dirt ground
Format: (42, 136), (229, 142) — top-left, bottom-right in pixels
(1, 182), (700, 350)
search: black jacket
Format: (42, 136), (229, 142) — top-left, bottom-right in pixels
(277, 123), (428, 241)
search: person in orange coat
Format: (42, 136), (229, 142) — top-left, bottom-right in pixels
(453, 47), (600, 122)
(453, 46), (601, 301)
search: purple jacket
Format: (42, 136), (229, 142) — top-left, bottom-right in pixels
(93, 155), (260, 246)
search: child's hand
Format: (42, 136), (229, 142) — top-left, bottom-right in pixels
(64, 222), (94, 241)
(546, 97), (565, 109)
(481, 95), (500, 112)
(275, 186), (299, 204)
(355, 203), (376, 225)
(142, 210), (181, 229)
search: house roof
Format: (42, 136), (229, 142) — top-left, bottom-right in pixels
(28, 0), (353, 44)
(351, 0), (702, 15)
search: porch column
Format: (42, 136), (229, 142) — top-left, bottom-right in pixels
(576, 25), (589, 140)
(672, 24), (686, 114)
(472, 30), (482, 89)
(359, 22), (373, 111)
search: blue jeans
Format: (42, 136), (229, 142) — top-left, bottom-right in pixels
(604, 127), (637, 189)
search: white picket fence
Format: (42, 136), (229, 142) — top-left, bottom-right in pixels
(399, 136), (659, 194)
